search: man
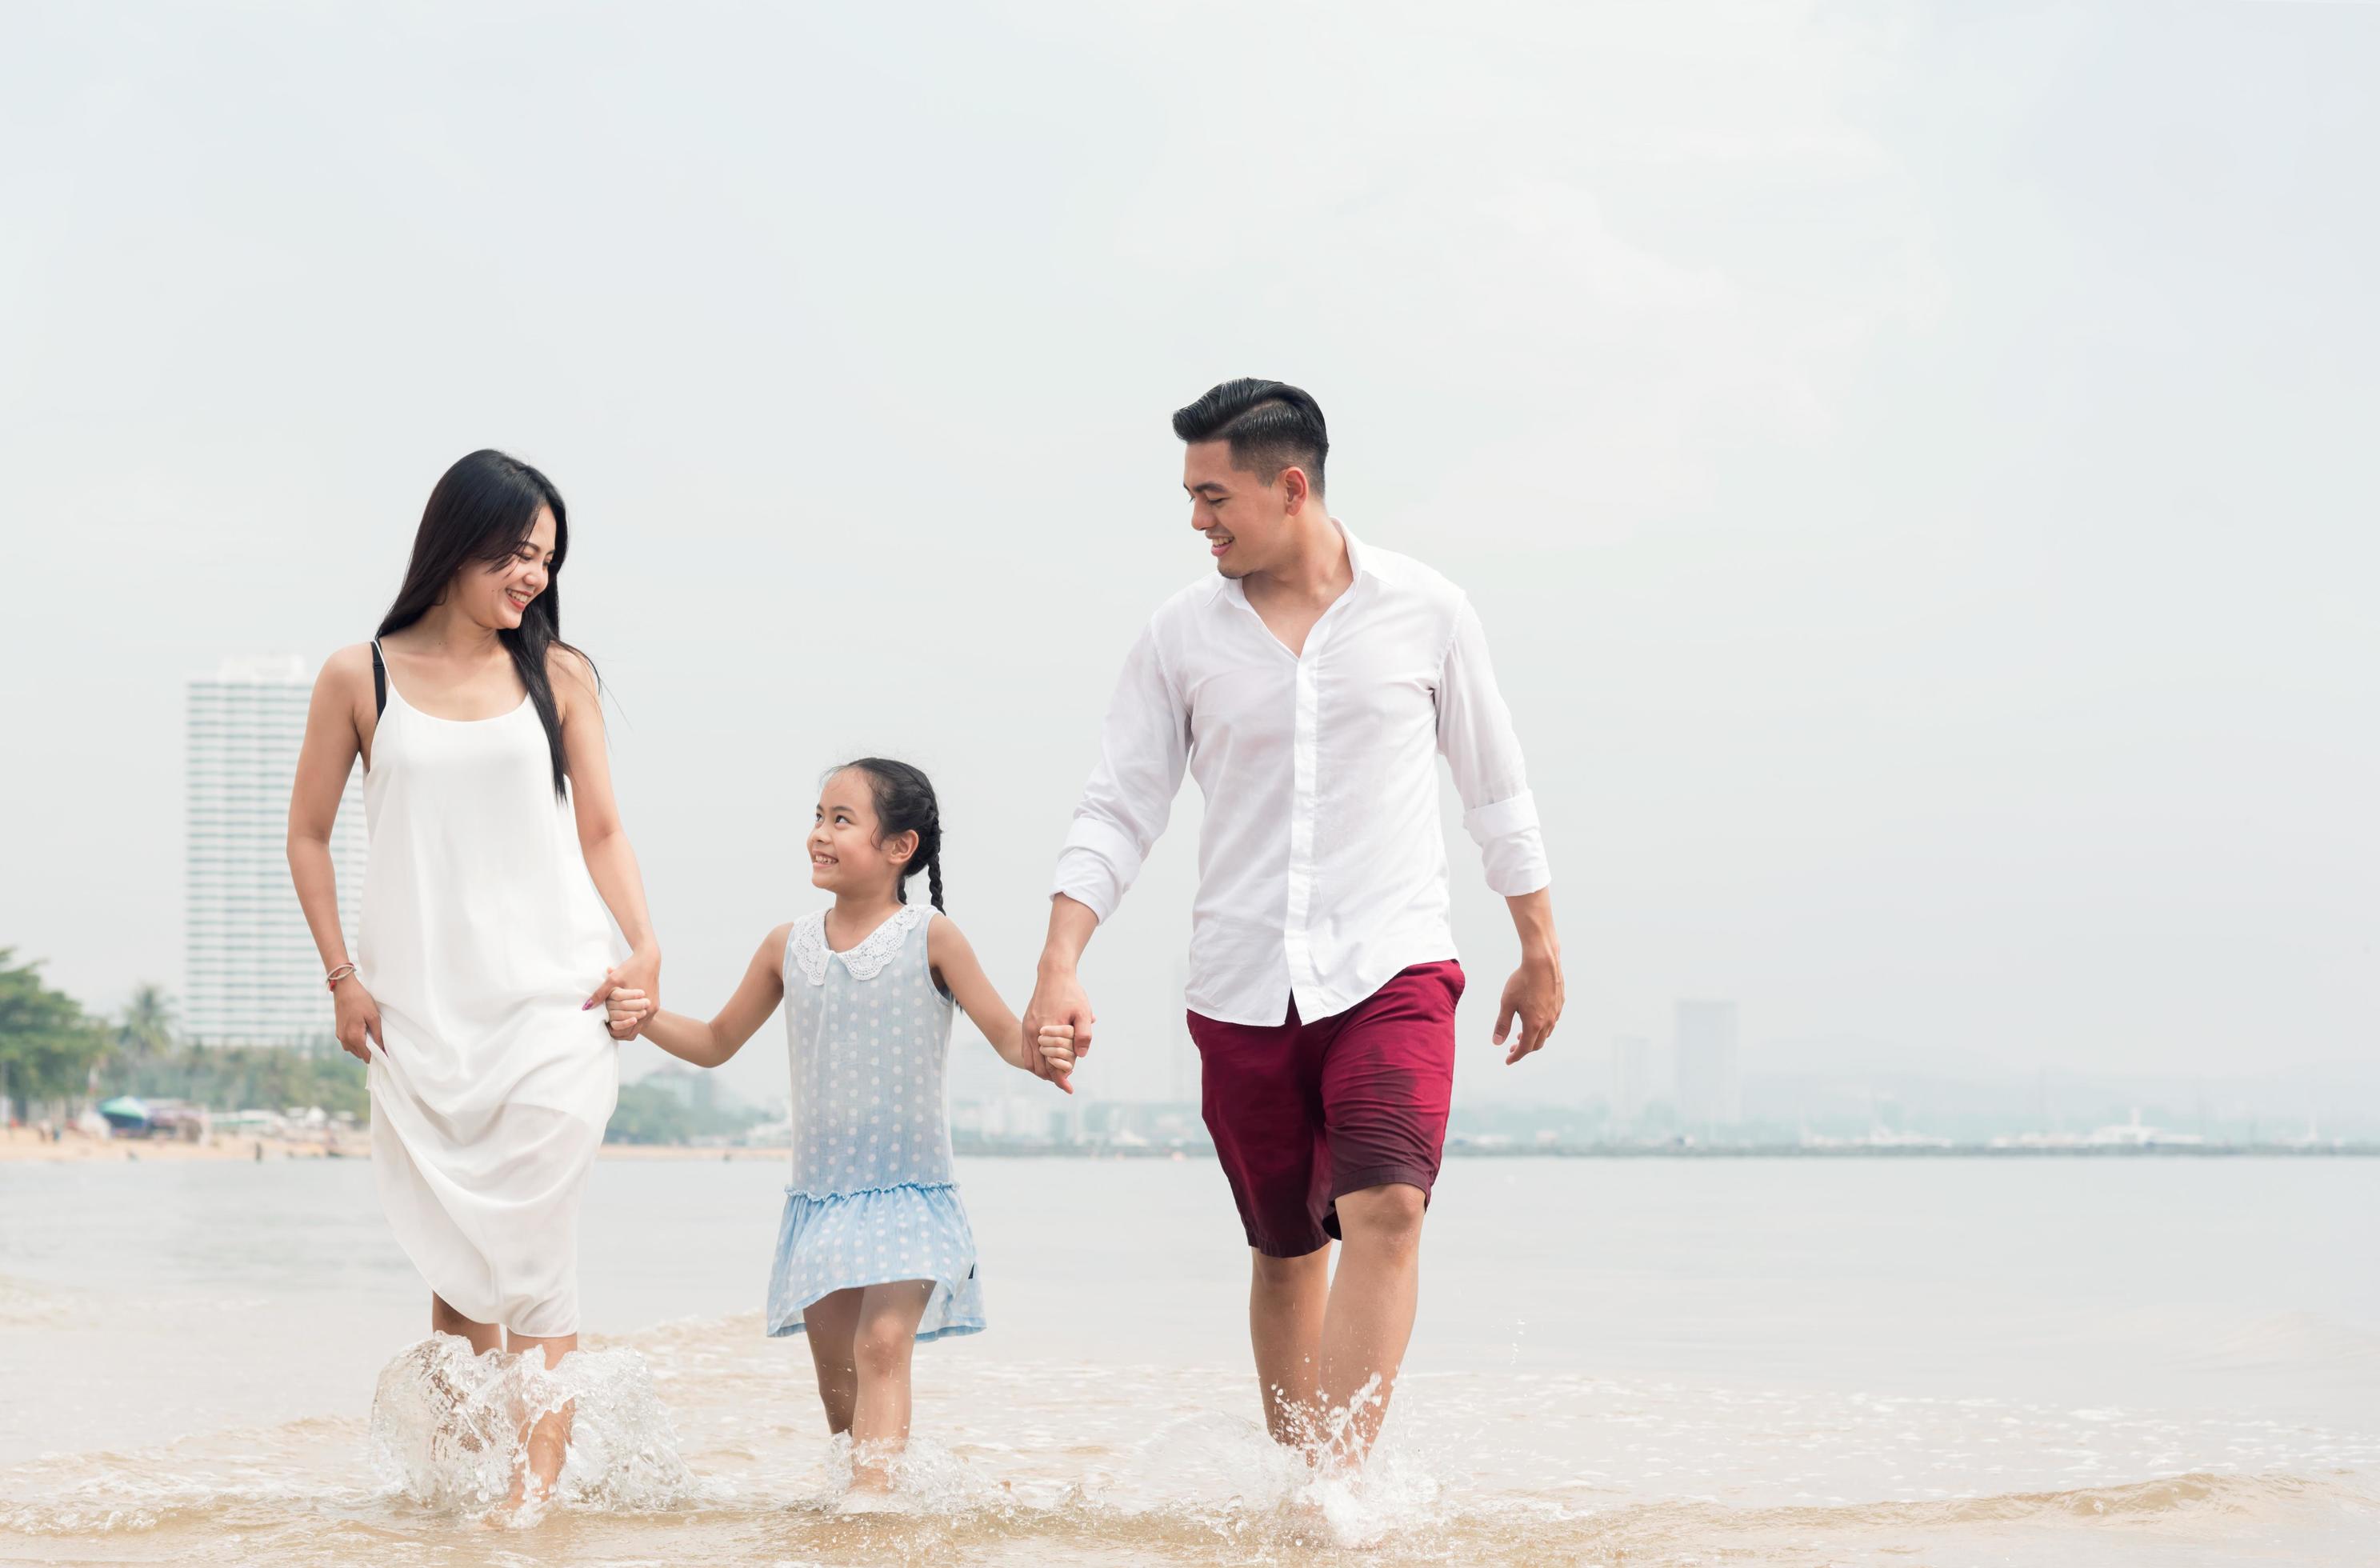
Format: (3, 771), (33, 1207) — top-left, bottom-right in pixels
(1022, 378), (1563, 1464)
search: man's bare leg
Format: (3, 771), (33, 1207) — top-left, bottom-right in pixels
(1249, 1245), (1331, 1446)
(1314, 1183), (1426, 1466)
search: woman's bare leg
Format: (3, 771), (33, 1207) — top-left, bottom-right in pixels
(431, 1293), (502, 1354)
(800, 1288), (863, 1436)
(846, 1281), (933, 1493)
(506, 1330), (579, 1506)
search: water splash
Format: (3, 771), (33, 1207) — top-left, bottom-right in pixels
(365, 1334), (698, 1516)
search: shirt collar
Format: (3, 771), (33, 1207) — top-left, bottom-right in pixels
(1212, 516), (1368, 606)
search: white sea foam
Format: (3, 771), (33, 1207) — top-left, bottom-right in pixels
(364, 1334), (699, 1515)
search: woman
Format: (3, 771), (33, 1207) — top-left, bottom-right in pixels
(287, 448), (659, 1513)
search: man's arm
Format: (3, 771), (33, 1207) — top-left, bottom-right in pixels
(1019, 894), (1102, 1072)
(1022, 626), (1190, 1069)
(1438, 595), (1564, 1063)
(1494, 887), (1563, 1065)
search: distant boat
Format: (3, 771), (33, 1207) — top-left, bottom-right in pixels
(97, 1097), (150, 1133)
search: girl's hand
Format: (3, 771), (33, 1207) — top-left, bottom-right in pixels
(605, 986), (654, 1041)
(334, 976), (384, 1063)
(587, 948), (662, 1026)
(1035, 1024), (1077, 1094)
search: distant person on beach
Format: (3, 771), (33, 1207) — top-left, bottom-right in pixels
(1020, 379), (1565, 1468)
(601, 759), (1075, 1509)
(287, 449), (662, 1519)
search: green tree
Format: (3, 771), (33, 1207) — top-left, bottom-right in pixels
(0, 948), (109, 1110)
(604, 1079), (696, 1145)
(113, 983), (178, 1074)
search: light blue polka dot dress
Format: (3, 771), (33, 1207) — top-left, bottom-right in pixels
(766, 903), (985, 1342)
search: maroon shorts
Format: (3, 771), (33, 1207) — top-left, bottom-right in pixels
(1187, 962), (1464, 1258)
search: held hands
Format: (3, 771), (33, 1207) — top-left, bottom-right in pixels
(1019, 968), (1094, 1090)
(1034, 1023), (1078, 1094)
(604, 986), (656, 1041)
(589, 950), (661, 1042)
(1494, 950), (1566, 1066)
(332, 974), (383, 1063)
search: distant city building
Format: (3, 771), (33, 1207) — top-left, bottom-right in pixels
(184, 656), (363, 1046)
(1674, 1000), (1742, 1130)
(1610, 1034), (1651, 1124)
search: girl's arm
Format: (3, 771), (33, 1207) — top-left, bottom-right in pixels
(926, 916), (1077, 1092)
(608, 924), (790, 1069)
(286, 646), (381, 1062)
(553, 646), (662, 1018)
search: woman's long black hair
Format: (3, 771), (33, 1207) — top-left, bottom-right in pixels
(378, 450), (589, 796)
(838, 758), (945, 911)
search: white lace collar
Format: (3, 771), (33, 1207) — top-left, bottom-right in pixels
(789, 903), (929, 986)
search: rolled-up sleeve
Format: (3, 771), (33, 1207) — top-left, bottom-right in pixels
(1437, 595), (1551, 897)
(1052, 625), (1190, 921)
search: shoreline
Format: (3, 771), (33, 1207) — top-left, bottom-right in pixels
(6, 1126), (2372, 1165)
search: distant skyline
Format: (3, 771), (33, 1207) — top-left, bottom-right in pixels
(5, 3), (2375, 1110)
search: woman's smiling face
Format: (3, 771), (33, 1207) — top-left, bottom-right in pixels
(451, 506), (555, 630)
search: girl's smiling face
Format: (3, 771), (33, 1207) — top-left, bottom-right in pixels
(809, 768), (917, 900)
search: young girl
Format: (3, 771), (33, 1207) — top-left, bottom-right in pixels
(602, 758), (1074, 1506)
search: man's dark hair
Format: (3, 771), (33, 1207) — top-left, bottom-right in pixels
(1172, 378), (1328, 495)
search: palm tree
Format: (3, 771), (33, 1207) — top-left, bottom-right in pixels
(110, 984), (178, 1089)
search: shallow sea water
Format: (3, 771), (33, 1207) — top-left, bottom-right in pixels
(2, 1155), (2374, 1564)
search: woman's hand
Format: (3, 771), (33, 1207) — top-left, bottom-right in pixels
(586, 948), (661, 1039)
(334, 975), (384, 1063)
(1034, 1024), (1077, 1094)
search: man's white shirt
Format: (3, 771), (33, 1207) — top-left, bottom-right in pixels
(1052, 523), (1550, 1026)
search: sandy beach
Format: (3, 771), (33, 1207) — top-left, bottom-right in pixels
(0, 1124), (795, 1164)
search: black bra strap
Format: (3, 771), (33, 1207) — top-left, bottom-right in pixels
(370, 642), (387, 718)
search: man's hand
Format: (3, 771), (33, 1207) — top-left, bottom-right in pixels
(1494, 951), (1564, 1066)
(1020, 966), (1096, 1086)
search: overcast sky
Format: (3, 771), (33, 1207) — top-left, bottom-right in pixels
(4, 2), (2374, 1108)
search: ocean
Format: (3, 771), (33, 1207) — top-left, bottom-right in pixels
(1, 1154), (2373, 1564)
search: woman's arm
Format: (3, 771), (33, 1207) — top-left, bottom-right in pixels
(926, 916), (1076, 1091)
(286, 646), (381, 1062)
(551, 646), (662, 1014)
(608, 924), (790, 1069)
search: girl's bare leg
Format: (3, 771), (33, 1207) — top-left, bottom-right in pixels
(846, 1281), (933, 1493)
(800, 1288), (863, 1436)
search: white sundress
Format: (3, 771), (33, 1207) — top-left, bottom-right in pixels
(766, 904), (984, 1342)
(360, 644), (620, 1339)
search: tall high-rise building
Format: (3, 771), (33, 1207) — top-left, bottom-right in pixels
(1609, 1034), (1651, 1124)
(184, 656), (364, 1046)
(1674, 999), (1742, 1130)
